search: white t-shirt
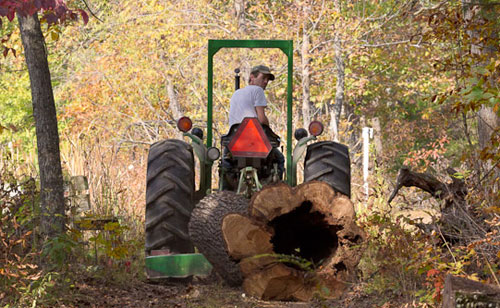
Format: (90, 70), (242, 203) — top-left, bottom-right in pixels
(228, 85), (267, 127)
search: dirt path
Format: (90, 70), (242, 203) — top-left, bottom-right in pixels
(62, 275), (397, 308)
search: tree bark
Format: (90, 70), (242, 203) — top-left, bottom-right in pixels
(188, 191), (249, 286)
(301, 4), (312, 130)
(18, 13), (65, 239)
(166, 77), (183, 138)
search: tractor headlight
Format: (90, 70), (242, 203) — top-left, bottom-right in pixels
(207, 147), (220, 161)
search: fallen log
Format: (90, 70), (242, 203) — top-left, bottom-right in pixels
(189, 181), (365, 301)
(388, 166), (467, 210)
(442, 274), (500, 308)
(388, 166), (487, 244)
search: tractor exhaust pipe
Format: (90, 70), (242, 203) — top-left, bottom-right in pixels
(234, 68), (240, 90)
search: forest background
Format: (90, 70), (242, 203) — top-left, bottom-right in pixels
(0, 0), (499, 306)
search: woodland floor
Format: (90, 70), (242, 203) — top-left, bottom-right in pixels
(59, 274), (414, 308)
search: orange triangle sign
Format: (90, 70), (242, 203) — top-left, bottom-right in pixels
(228, 118), (272, 158)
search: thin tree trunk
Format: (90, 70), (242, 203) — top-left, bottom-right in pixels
(329, 0), (344, 142)
(301, 6), (312, 130)
(166, 77), (183, 138)
(166, 77), (182, 121)
(372, 117), (383, 157)
(462, 0), (499, 151)
(234, 0), (252, 91)
(462, 0), (500, 193)
(18, 13), (65, 240)
(234, 0), (246, 33)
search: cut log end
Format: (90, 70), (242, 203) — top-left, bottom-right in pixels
(239, 182), (364, 301)
(222, 213), (273, 259)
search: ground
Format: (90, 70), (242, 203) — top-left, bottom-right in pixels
(61, 274), (413, 308)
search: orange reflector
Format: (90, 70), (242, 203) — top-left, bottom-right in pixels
(309, 121), (324, 136)
(177, 117), (192, 132)
(228, 118), (272, 158)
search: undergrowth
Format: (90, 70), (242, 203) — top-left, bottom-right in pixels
(0, 154), (146, 307)
(356, 164), (500, 307)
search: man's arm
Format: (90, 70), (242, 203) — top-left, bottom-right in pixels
(255, 106), (269, 126)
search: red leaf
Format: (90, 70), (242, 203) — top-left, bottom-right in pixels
(426, 268), (440, 277)
(7, 9), (14, 21)
(3, 47), (7, 57)
(11, 48), (16, 57)
(78, 9), (88, 24)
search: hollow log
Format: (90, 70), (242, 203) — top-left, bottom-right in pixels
(189, 181), (365, 301)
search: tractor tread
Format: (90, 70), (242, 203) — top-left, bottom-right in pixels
(162, 222), (191, 241)
(145, 207), (174, 230)
(145, 139), (195, 256)
(145, 233), (175, 251)
(304, 141), (351, 197)
(147, 154), (192, 183)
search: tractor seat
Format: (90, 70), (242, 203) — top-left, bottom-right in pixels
(221, 123), (280, 149)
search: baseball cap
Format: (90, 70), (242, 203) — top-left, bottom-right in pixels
(251, 65), (275, 80)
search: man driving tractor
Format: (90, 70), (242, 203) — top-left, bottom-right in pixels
(225, 65), (285, 183)
(229, 65), (274, 127)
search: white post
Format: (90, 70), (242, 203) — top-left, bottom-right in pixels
(362, 127), (373, 200)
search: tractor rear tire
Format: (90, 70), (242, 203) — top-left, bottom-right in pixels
(304, 141), (351, 197)
(145, 139), (195, 256)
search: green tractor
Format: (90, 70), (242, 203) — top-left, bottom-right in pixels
(145, 40), (350, 279)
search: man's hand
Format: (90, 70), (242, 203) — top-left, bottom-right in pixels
(255, 106), (270, 126)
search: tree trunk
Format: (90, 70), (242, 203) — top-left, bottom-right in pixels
(18, 13), (65, 240)
(329, 0), (344, 142)
(462, 0), (500, 190)
(189, 182), (365, 301)
(477, 105), (500, 151)
(166, 77), (183, 138)
(301, 5), (312, 130)
(166, 77), (182, 121)
(234, 0), (246, 33)
(372, 117), (383, 157)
